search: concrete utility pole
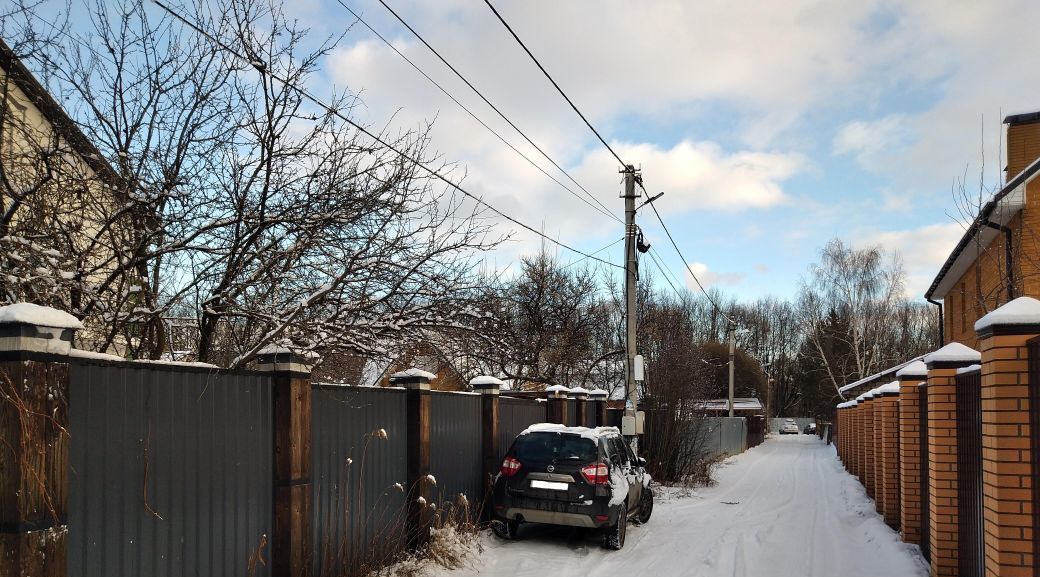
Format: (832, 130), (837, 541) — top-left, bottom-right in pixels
(727, 321), (735, 418)
(622, 165), (639, 444)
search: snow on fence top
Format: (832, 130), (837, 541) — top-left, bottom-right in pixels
(0, 303), (83, 330)
(257, 343), (319, 358)
(519, 422), (621, 440)
(568, 386), (590, 395)
(956, 364), (982, 375)
(895, 360), (928, 378)
(390, 368), (437, 381)
(837, 355), (924, 394)
(545, 384), (569, 393)
(876, 381), (900, 395)
(469, 375), (506, 387)
(922, 342), (980, 364)
(588, 388), (608, 398)
(974, 296), (1040, 332)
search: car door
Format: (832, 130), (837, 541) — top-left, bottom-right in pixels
(619, 439), (642, 506)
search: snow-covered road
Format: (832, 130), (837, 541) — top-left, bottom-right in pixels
(434, 435), (928, 577)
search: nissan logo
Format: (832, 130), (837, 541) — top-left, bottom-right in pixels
(546, 465), (555, 472)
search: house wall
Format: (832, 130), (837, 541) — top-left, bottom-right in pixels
(1006, 119), (1040, 180)
(942, 158), (1040, 348)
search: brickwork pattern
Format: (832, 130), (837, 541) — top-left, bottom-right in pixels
(864, 399), (877, 498)
(978, 333), (1037, 577)
(900, 377), (926, 546)
(879, 395), (901, 529)
(928, 366), (965, 577)
(873, 400), (885, 511)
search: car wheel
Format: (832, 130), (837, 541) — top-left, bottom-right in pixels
(635, 486), (653, 525)
(604, 504), (627, 550)
(492, 518), (519, 540)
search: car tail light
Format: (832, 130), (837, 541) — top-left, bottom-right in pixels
(501, 457), (522, 477)
(581, 462), (610, 485)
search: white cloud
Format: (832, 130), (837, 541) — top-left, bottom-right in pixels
(858, 222), (965, 298)
(833, 115), (913, 171)
(686, 262), (746, 289)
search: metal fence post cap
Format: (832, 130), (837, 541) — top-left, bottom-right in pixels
(545, 384), (569, 399)
(254, 344), (318, 374)
(0, 303), (82, 355)
(470, 375), (504, 394)
(390, 368), (436, 390)
(567, 386), (589, 400)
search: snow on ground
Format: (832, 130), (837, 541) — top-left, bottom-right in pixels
(427, 436), (927, 577)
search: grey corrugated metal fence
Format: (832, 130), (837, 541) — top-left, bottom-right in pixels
(429, 391), (483, 515)
(311, 385), (408, 577)
(68, 361), (273, 577)
(698, 417), (747, 459)
(497, 396), (546, 459)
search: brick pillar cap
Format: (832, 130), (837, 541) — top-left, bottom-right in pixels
(0, 302), (81, 355)
(975, 296), (1040, 336)
(389, 368), (435, 389)
(470, 375), (504, 394)
(895, 360), (927, 379)
(588, 388), (608, 399)
(255, 341), (318, 373)
(567, 386), (589, 399)
(923, 342), (980, 368)
(546, 384), (569, 398)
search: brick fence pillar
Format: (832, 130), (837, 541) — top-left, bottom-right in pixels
(863, 393), (878, 499)
(897, 360), (928, 548)
(0, 304), (79, 577)
(471, 376), (503, 521)
(924, 343), (982, 577)
(974, 297), (1040, 577)
(546, 385), (568, 424)
(390, 369), (435, 551)
(257, 346), (315, 577)
(570, 387), (589, 427)
(877, 381), (901, 529)
(852, 399), (862, 480)
(589, 389), (608, 426)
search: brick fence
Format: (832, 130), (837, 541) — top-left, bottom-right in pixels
(835, 296), (1040, 577)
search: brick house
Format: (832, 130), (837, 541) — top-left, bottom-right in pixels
(925, 111), (1040, 348)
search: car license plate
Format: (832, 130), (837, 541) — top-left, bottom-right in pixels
(530, 480), (569, 491)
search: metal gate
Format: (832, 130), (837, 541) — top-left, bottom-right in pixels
(956, 368), (984, 577)
(919, 382), (930, 562)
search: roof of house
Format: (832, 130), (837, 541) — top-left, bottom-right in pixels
(924, 153), (1040, 301)
(0, 38), (119, 185)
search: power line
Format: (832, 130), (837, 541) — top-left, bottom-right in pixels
(644, 192), (734, 324)
(561, 236), (623, 269)
(333, 0), (621, 224)
(645, 245), (687, 303)
(150, 0), (623, 270)
(481, 0), (628, 168)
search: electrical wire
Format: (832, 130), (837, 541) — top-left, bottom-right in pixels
(361, 0), (621, 223)
(481, 0), (629, 168)
(150, 0), (623, 270)
(560, 236), (623, 269)
(645, 245), (688, 304)
(644, 189), (735, 324)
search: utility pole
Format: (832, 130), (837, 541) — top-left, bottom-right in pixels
(622, 165), (639, 446)
(727, 321), (735, 418)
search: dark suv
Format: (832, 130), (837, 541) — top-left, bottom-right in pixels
(491, 424), (653, 550)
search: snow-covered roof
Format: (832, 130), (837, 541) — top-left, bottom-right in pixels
(926, 155), (1040, 301)
(956, 364), (981, 375)
(876, 381), (900, 396)
(469, 375), (506, 387)
(974, 296), (1040, 332)
(0, 303), (83, 330)
(694, 398), (764, 412)
(519, 423), (621, 440)
(895, 360), (928, 378)
(923, 342), (980, 365)
(390, 368), (437, 381)
(837, 355), (924, 394)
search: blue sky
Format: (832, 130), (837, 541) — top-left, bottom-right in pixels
(49, 0), (1040, 302)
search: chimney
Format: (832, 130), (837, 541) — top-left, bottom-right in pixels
(1004, 111), (1040, 180)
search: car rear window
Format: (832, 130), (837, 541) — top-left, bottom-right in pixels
(512, 432), (598, 463)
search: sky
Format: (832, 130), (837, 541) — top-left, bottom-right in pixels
(63, 1), (1040, 302)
